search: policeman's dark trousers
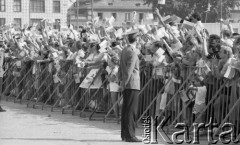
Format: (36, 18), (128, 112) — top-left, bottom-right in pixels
(121, 89), (139, 139)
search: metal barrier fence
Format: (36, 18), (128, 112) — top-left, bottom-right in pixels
(1, 59), (239, 139)
(137, 65), (240, 139)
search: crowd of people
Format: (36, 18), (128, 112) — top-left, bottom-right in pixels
(0, 8), (240, 141)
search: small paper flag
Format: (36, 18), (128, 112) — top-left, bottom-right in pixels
(105, 26), (114, 32)
(99, 40), (108, 49)
(106, 66), (112, 74)
(203, 62), (211, 74)
(108, 16), (115, 26)
(52, 52), (58, 58)
(138, 25), (148, 34)
(162, 15), (171, 22)
(158, 0), (166, 5)
(155, 48), (165, 58)
(93, 16), (100, 25)
(182, 20), (195, 30)
(115, 28), (123, 37)
(146, 13), (154, 20)
(224, 65), (235, 79)
(155, 68), (163, 76)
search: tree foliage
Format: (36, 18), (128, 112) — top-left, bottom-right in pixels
(143, 0), (240, 23)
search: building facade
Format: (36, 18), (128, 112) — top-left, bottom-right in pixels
(69, 0), (152, 29)
(0, 0), (73, 28)
(230, 6), (240, 23)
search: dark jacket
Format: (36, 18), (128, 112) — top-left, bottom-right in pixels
(119, 45), (140, 90)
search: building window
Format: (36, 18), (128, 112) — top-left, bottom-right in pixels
(13, 0), (21, 12)
(30, 19), (42, 25)
(78, 1), (82, 6)
(0, 0), (5, 12)
(53, 19), (60, 29)
(139, 13), (144, 23)
(75, 9), (78, 16)
(0, 18), (5, 26)
(30, 0), (45, 13)
(98, 13), (103, 20)
(112, 13), (117, 20)
(14, 18), (21, 28)
(78, 9), (86, 15)
(125, 13), (131, 21)
(74, 2), (77, 7)
(53, 0), (60, 13)
(233, 28), (238, 33)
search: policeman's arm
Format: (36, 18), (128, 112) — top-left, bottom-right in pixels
(125, 50), (137, 85)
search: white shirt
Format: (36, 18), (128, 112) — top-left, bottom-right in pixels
(151, 54), (166, 78)
(195, 58), (205, 76)
(222, 38), (233, 48)
(195, 86), (207, 105)
(194, 21), (204, 33)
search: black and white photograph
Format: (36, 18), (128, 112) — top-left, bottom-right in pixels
(0, 0), (240, 145)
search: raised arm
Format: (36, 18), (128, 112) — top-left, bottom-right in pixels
(202, 30), (209, 57)
(154, 8), (167, 28)
(194, 27), (203, 44)
(227, 23), (234, 36)
(162, 39), (173, 55)
(167, 27), (180, 44)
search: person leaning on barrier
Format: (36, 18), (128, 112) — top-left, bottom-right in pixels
(106, 51), (122, 119)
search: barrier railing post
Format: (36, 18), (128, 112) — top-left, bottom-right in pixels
(71, 68), (103, 116)
(41, 68), (71, 110)
(13, 62), (34, 103)
(3, 60), (26, 101)
(20, 61), (47, 104)
(136, 77), (172, 124)
(188, 80), (228, 132)
(1, 62), (15, 95)
(137, 68), (196, 129)
(32, 60), (70, 109)
(80, 79), (108, 120)
(49, 78), (74, 112)
(26, 61), (55, 108)
(61, 82), (82, 114)
(42, 60), (74, 111)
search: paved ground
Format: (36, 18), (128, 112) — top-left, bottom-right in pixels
(0, 100), (157, 145)
(0, 100), (237, 145)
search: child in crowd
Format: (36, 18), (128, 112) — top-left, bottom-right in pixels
(189, 75), (207, 123)
(106, 51), (122, 119)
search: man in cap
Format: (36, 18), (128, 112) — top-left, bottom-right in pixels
(119, 29), (141, 142)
